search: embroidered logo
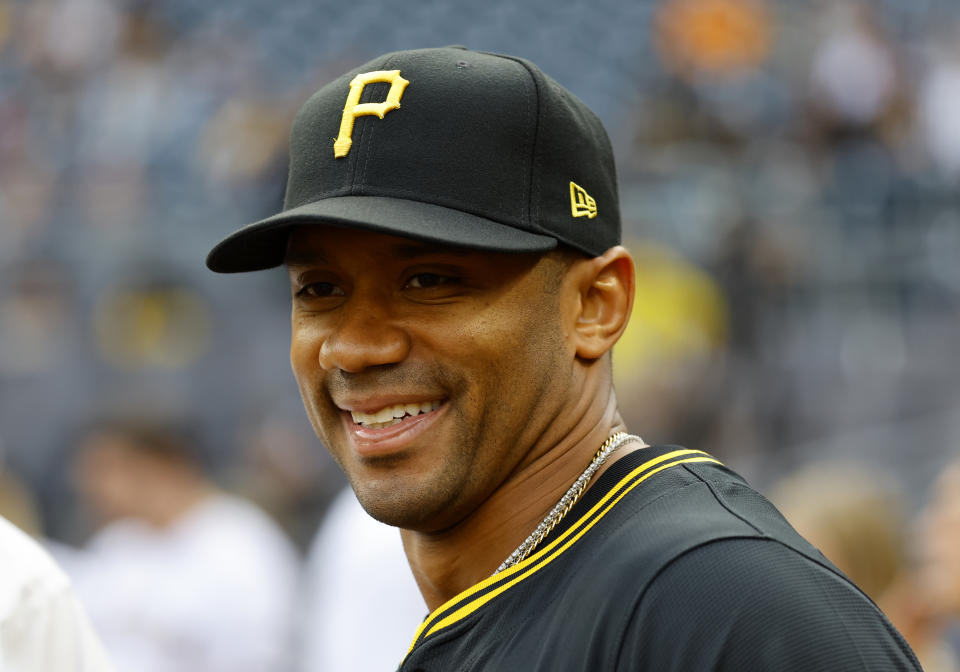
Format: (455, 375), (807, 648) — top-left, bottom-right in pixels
(569, 182), (597, 219)
(334, 70), (410, 158)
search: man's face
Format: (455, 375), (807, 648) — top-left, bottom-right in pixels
(286, 226), (575, 532)
(73, 433), (143, 522)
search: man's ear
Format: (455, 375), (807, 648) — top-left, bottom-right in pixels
(569, 246), (635, 360)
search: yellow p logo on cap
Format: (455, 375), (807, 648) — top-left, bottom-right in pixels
(334, 70), (410, 158)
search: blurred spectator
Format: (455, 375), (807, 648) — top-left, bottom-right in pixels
(0, 514), (113, 671)
(19, 0), (122, 81)
(230, 412), (338, 552)
(299, 486), (425, 672)
(918, 457), (960, 626)
(917, 37), (960, 180)
(0, 161), (57, 261)
(0, 258), (77, 376)
(196, 97), (289, 186)
(56, 418), (300, 672)
(654, 0), (772, 80)
(91, 279), (211, 371)
(0, 432), (43, 537)
(612, 239), (730, 449)
(770, 461), (959, 672)
(808, 1), (900, 132)
(0, 470), (42, 540)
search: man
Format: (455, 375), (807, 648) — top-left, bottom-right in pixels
(207, 46), (921, 670)
(62, 419), (300, 672)
(0, 515), (113, 671)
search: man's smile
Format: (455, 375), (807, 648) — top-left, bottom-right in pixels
(336, 397), (450, 457)
(350, 400), (445, 429)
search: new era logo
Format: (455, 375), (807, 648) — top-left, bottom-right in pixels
(569, 182), (597, 219)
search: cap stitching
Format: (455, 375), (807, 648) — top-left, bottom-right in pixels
(495, 55), (542, 232)
(350, 83), (372, 195)
(348, 55), (393, 194)
(357, 54), (399, 194)
(339, 72), (362, 194)
(514, 60), (534, 227)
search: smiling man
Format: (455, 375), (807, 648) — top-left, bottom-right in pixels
(207, 47), (920, 670)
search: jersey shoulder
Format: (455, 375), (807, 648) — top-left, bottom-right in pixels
(566, 449), (920, 671)
(616, 535), (921, 670)
(577, 446), (829, 581)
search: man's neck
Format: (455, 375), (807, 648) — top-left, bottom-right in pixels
(400, 405), (641, 612)
(144, 481), (215, 529)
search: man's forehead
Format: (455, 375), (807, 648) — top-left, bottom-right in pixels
(284, 225), (498, 266)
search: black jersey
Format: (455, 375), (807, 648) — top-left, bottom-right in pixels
(399, 445), (921, 671)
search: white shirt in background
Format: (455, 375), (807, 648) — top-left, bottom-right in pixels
(0, 515), (112, 672)
(56, 492), (300, 672)
(299, 487), (426, 672)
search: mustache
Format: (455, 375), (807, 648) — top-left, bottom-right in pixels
(325, 362), (454, 399)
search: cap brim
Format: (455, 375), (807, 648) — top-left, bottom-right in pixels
(206, 196), (558, 273)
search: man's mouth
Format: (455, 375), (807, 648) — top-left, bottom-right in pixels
(349, 400), (444, 429)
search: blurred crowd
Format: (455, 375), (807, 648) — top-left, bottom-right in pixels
(1, 0), (960, 668)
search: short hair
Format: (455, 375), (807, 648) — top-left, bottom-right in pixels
(768, 461), (907, 600)
(78, 416), (204, 469)
(541, 245), (588, 295)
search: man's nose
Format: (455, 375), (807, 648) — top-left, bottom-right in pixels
(317, 300), (411, 373)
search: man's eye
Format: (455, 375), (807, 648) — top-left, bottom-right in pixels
(296, 282), (344, 298)
(406, 273), (457, 289)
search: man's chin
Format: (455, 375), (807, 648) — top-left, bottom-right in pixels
(350, 478), (466, 533)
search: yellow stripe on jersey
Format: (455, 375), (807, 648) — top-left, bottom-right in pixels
(405, 449), (721, 655)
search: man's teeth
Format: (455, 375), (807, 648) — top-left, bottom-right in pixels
(351, 400), (443, 428)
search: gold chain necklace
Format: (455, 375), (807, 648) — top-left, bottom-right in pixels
(495, 432), (640, 573)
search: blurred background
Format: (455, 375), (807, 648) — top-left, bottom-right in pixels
(1, 0), (960, 668)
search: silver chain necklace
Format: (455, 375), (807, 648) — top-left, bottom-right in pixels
(495, 431), (640, 573)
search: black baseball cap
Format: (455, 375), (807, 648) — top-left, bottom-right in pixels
(206, 46), (621, 273)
